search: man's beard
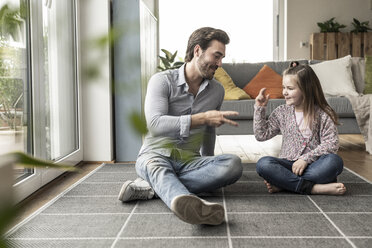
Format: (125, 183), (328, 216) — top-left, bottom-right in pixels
(197, 53), (218, 80)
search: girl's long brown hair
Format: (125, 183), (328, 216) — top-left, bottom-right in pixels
(283, 62), (339, 129)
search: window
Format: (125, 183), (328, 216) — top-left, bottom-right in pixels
(41, 0), (78, 161)
(159, 0), (275, 63)
(0, 0), (82, 203)
(0, 0), (31, 182)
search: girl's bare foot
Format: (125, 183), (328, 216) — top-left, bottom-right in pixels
(311, 183), (346, 195)
(264, 180), (282, 193)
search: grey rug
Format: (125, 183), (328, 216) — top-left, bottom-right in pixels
(5, 163), (372, 248)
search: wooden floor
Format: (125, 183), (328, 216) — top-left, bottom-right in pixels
(338, 134), (372, 182)
(8, 134), (372, 232)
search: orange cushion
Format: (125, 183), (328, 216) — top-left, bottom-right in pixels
(243, 65), (284, 99)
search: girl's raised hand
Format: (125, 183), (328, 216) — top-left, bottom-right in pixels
(255, 88), (270, 107)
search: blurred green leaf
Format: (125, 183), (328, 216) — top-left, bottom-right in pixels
(83, 65), (100, 80)
(92, 27), (124, 49)
(128, 112), (148, 136)
(0, 239), (9, 248)
(1, 152), (78, 171)
(158, 133), (204, 162)
(0, 205), (18, 246)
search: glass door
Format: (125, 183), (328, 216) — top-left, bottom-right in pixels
(0, 0), (32, 182)
(42, 0), (79, 161)
(0, 0), (83, 203)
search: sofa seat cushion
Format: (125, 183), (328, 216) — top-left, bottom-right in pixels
(326, 96), (355, 118)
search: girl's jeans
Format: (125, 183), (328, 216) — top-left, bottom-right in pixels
(135, 151), (243, 208)
(256, 154), (344, 194)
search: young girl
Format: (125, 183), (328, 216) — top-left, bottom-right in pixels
(254, 62), (346, 195)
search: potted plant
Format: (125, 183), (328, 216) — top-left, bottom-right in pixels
(350, 18), (372, 51)
(311, 18), (347, 60)
(157, 49), (184, 71)
(351, 18), (372, 33)
(311, 17), (372, 60)
(317, 17), (346, 33)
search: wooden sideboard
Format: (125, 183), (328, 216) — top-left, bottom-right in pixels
(310, 32), (372, 60)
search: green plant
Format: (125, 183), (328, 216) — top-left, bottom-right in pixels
(351, 18), (372, 33)
(157, 49), (184, 71)
(317, 17), (346, 33)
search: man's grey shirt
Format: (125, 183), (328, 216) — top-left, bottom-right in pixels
(138, 64), (225, 158)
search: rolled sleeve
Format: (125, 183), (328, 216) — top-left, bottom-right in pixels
(180, 114), (191, 137)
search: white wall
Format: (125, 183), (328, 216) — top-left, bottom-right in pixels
(79, 0), (113, 161)
(285, 0), (372, 60)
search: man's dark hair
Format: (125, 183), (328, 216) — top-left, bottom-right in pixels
(184, 27), (230, 62)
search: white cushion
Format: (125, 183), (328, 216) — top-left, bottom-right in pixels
(310, 55), (359, 97)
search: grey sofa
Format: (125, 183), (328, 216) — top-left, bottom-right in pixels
(216, 59), (364, 135)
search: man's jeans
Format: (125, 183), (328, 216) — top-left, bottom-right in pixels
(135, 152), (243, 208)
(256, 154), (344, 194)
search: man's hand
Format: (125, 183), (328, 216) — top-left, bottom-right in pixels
(292, 159), (308, 176)
(191, 110), (239, 128)
(255, 88), (270, 107)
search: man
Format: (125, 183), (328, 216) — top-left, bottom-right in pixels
(118, 27), (242, 225)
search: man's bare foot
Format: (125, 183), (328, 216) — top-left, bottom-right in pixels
(311, 183), (346, 195)
(264, 180), (282, 193)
